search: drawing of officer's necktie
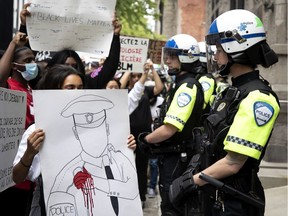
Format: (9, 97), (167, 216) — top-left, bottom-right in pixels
(105, 165), (119, 216)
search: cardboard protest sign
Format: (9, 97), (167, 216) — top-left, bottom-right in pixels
(0, 88), (26, 192)
(26, 0), (116, 56)
(33, 89), (143, 216)
(148, 39), (166, 64)
(118, 36), (149, 73)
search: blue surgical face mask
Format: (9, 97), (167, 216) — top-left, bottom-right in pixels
(16, 63), (39, 81)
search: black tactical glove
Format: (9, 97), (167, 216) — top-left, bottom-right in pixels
(138, 132), (155, 157)
(169, 169), (198, 206)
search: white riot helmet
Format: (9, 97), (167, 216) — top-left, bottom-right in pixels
(205, 9), (278, 75)
(162, 34), (200, 75)
(198, 41), (207, 63)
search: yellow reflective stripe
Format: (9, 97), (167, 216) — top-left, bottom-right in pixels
(224, 90), (280, 159)
(164, 83), (198, 132)
(198, 76), (215, 109)
(209, 95), (215, 106)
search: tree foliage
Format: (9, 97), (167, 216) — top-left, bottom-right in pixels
(115, 0), (165, 40)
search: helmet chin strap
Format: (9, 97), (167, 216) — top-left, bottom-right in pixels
(168, 68), (181, 76)
(219, 56), (234, 77)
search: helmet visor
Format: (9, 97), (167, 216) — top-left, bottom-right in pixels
(162, 47), (183, 62)
(161, 47), (181, 75)
(161, 47), (179, 67)
(206, 44), (222, 74)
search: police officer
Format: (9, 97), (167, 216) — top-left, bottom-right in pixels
(138, 34), (205, 215)
(170, 9), (280, 216)
(197, 41), (217, 114)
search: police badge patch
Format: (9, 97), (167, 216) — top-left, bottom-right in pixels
(254, 101), (274, 126)
(201, 81), (211, 91)
(177, 92), (191, 107)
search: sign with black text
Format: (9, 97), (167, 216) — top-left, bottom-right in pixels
(0, 88), (26, 192)
(118, 36), (149, 73)
(26, 0), (116, 56)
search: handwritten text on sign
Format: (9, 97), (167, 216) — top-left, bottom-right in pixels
(148, 39), (166, 64)
(0, 88), (26, 192)
(118, 36), (149, 73)
(26, 0), (116, 56)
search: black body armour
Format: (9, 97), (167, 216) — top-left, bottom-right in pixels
(204, 71), (279, 171)
(200, 71), (279, 216)
(154, 72), (204, 156)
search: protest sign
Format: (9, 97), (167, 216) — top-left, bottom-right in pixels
(0, 88), (26, 192)
(26, 0), (116, 56)
(148, 39), (166, 64)
(33, 89), (143, 216)
(118, 36), (149, 73)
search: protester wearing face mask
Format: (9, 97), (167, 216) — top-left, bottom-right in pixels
(0, 31), (39, 216)
(0, 32), (37, 128)
(13, 61), (39, 81)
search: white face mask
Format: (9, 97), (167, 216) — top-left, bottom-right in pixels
(15, 63), (39, 81)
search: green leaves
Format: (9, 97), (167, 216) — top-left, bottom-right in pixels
(115, 0), (165, 40)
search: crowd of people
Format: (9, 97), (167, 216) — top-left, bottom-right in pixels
(0, 3), (280, 216)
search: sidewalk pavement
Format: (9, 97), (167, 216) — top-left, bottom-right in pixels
(259, 160), (287, 216)
(143, 161), (288, 216)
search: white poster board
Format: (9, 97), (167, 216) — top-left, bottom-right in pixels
(0, 88), (26, 192)
(118, 36), (149, 73)
(26, 0), (116, 56)
(33, 90), (142, 216)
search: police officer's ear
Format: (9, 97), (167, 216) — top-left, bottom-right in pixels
(72, 126), (79, 140)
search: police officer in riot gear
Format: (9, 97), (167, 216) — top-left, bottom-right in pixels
(169, 9), (280, 216)
(197, 41), (217, 115)
(138, 34), (205, 216)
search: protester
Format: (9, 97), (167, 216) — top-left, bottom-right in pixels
(12, 64), (137, 215)
(138, 34), (205, 215)
(169, 9), (280, 216)
(47, 49), (86, 74)
(86, 61), (100, 74)
(106, 70), (147, 115)
(0, 2), (120, 216)
(147, 94), (164, 198)
(0, 31), (39, 216)
(121, 59), (164, 208)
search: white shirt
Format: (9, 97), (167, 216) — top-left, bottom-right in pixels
(128, 81), (145, 114)
(13, 124), (41, 182)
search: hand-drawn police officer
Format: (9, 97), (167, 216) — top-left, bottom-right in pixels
(47, 94), (139, 216)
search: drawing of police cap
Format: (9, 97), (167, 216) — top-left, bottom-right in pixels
(61, 94), (114, 127)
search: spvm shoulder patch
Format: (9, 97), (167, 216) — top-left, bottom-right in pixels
(254, 101), (274, 126)
(177, 92), (191, 107)
(201, 81), (211, 91)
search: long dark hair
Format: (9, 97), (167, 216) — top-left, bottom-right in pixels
(36, 64), (85, 89)
(46, 49), (85, 75)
